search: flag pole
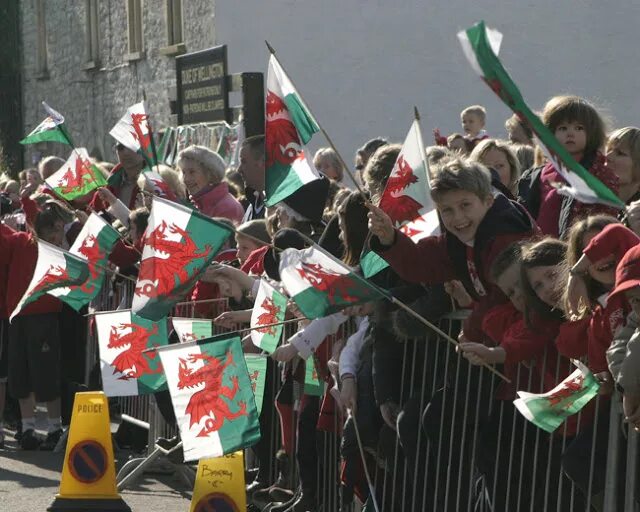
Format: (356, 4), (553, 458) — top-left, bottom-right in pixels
(141, 89), (163, 174)
(295, 233), (510, 383)
(265, 41), (368, 197)
(352, 415), (381, 512)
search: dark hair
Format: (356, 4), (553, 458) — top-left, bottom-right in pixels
(338, 191), (369, 266)
(358, 137), (388, 159)
(237, 219), (270, 245)
(34, 200), (73, 238)
(362, 144), (401, 200)
(542, 95), (607, 156)
(430, 157), (492, 202)
(520, 238), (568, 326)
(130, 207), (150, 236)
(241, 135), (265, 161)
(490, 242), (523, 283)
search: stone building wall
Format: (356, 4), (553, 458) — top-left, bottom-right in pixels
(20, 0), (216, 167)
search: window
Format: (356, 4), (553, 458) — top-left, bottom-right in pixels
(84, 0), (99, 68)
(126, 0), (143, 59)
(166, 0), (183, 46)
(160, 0), (185, 56)
(35, 0), (48, 77)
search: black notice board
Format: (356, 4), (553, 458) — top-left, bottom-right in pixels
(175, 45), (229, 124)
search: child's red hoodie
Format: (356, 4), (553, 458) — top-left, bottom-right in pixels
(0, 224), (62, 316)
(371, 193), (537, 343)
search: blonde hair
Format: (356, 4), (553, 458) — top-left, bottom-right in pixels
(313, 147), (344, 181)
(430, 157), (492, 202)
(177, 145), (226, 184)
(461, 105), (487, 123)
(608, 127), (640, 182)
(470, 139), (521, 192)
(137, 164), (187, 199)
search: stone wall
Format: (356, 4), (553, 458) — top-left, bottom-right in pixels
(20, 0), (216, 167)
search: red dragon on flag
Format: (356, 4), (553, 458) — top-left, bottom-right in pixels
(547, 374), (585, 410)
(265, 91), (304, 169)
(31, 265), (71, 296)
(379, 155), (423, 225)
(107, 323), (161, 379)
(135, 221), (212, 299)
(177, 350), (248, 437)
(296, 262), (360, 305)
(255, 297), (281, 336)
(56, 156), (93, 195)
(130, 112), (153, 157)
(75, 235), (105, 294)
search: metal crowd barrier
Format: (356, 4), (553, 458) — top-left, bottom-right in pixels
(82, 274), (640, 511)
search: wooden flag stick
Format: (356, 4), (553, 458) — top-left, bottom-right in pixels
(352, 415), (381, 512)
(265, 41), (367, 197)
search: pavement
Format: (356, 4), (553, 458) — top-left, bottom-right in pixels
(0, 413), (194, 512)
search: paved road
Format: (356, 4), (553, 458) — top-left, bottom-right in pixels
(0, 425), (193, 512)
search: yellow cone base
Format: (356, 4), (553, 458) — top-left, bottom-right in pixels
(48, 496), (132, 512)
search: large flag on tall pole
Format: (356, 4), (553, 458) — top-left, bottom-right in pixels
(458, 21), (623, 208)
(10, 241), (89, 320)
(158, 334), (261, 462)
(132, 196), (234, 321)
(95, 310), (169, 396)
(45, 148), (108, 201)
(264, 54), (322, 206)
(109, 101), (158, 167)
(20, 102), (73, 146)
(361, 113), (440, 278)
(48, 213), (120, 311)
(279, 245), (387, 319)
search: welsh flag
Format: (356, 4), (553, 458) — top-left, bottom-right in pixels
(20, 102), (72, 146)
(110, 101), (158, 167)
(250, 280), (288, 353)
(158, 334), (261, 462)
(245, 354), (267, 414)
(45, 148), (108, 201)
(142, 168), (177, 202)
(132, 196), (234, 321)
(304, 358), (324, 396)
(172, 317), (214, 343)
(48, 213), (120, 311)
(513, 360), (600, 433)
(216, 123), (239, 165)
(95, 310), (169, 396)
(458, 21), (623, 208)
(279, 246), (386, 319)
(10, 240), (89, 320)
(265, 54), (321, 206)
(361, 118), (440, 278)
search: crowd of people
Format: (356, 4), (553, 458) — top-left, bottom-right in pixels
(2, 93), (640, 511)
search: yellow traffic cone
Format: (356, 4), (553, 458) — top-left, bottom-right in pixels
(48, 391), (131, 511)
(189, 451), (246, 512)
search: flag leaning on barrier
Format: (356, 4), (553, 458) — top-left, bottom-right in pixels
(458, 21), (623, 209)
(110, 101), (158, 167)
(94, 310), (169, 396)
(361, 118), (440, 278)
(172, 317), (214, 343)
(264, 54), (321, 206)
(245, 354), (267, 414)
(250, 279), (288, 353)
(20, 101), (72, 146)
(158, 333), (261, 462)
(10, 240), (89, 321)
(132, 196), (234, 321)
(304, 358), (324, 396)
(45, 148), (108, 201)
(48, 213), (119, 311)
(279, 245), (386, 319)
(513, 360), (600, 433)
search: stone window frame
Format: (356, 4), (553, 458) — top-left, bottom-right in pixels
(35, 0), (49, 79)
(159, 0), (186, 56)
(125, 0), (145, 62)
(83, 0), (100, 70)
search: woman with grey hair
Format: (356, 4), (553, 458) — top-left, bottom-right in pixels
(177, 144), (244, 223)
(313, 147), (345, 182)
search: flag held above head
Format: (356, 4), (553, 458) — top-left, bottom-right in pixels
(110, 101), (158, 167)
(458, 21), (623, 209)
(20, 101), (73, 146)
(45, 148), (108, 201)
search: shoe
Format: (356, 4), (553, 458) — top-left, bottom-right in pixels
(13, 423), (23, 441)
(40, 429), (63, 451)
(20, 429), (41, 450)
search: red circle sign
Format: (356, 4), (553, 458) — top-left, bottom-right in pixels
(194, 493), (239, 512)
(68, 440), (108, 484)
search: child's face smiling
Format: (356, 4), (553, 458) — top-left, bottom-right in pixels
(436, 189), (494, 245)
(461, 113), (483, 138)
(526, 265), (563, 308)
(554, 121), (587, 158)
